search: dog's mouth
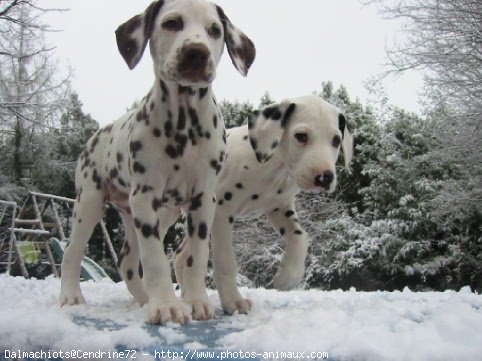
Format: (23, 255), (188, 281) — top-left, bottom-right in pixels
(177, 68), (215, 86)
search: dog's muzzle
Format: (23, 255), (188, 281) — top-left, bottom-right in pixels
(177, 44), (212, 83)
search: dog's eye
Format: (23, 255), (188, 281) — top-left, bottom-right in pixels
(332, 135), (341, 147)
(295, 132), (308, 144)
(208, 23), (222, 39)
(162, 17), (184, 32)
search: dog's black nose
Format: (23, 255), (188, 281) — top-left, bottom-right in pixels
(314, 170), (334, 188)
(178, 44), (209, 79)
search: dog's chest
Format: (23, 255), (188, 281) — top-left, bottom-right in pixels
(123, 95), (225, 207)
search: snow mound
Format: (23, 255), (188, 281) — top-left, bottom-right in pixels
(1, 275), (481, 361)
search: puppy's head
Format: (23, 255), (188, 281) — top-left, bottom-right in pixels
(115, 0), (256, 87)
(248, 96), (354, 193)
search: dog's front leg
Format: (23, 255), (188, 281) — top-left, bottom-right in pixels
(266, 203), (309, 290)
(212, 211), (252, 315)
(181, 186), (217, 320)
(130, 189), (188, 325)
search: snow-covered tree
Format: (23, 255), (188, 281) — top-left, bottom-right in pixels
(219, 99), (254, 128)
(0, 0), (70, 184)
(31, 92), (98, 198)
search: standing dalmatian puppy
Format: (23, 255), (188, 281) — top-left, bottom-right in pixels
(60, 0), (255, 324)
(175, 96), (354, 314)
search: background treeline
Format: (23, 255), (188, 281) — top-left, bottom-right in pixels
(0, 0), (480, 291)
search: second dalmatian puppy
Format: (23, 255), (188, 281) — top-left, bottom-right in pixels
(175, 95), (354, 315)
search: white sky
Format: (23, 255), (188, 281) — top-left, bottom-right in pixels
(45, 0), (424, 126)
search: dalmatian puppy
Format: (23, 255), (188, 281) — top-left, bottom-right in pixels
(59, 0), (255, 324)
(175, 95), (354, 314)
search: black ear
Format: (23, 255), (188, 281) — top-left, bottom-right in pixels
(216, 5), (256, 76)
(115, 1), (164, 70)
(337, 113), (354, 171)
(248, 101), (296, 163)
(338, 113), (346, 138)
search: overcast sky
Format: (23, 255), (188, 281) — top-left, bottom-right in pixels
(45, 0), (423, 126)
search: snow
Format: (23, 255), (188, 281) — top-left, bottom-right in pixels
(1, 276), (481, 361)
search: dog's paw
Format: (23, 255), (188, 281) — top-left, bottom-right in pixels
(147, 299), (190, 325)
(222, 298), (252, 315)
(273, 266), (304, 291)
(60, 290), (86, 306)
(186, 298), (215, 321)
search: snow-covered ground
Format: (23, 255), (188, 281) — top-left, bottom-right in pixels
(1, 275), (481, 361)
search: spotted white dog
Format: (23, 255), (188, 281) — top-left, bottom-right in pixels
(60, 0), (255, 324)
(174, 95), (354, 314)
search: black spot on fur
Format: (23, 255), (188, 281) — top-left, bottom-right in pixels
(152, 197), (163, 211)
(90, 135), (99, 152)
(175, 133), (188, 156)
(229, 216), (234, 224)
(213, 115), (218, 129)
(126, 269), (133, 280)
(142, 185), (153, 193)
(109, 168), (119, 179)
(179, 85), (195, 95)
(91, 169), (102, 190)
(130, 140), (142, 155)
(187, 214), (194, 237)
(116, 153), (123, 163)
(210, 159), (222, 174)
(188, 107), (199, 126)
(280, 228), (285, 235)
(263, 107), (275, 119)
(277, 189), (283, 194)
(235, 183), (243, 189)
(177, 106), (186, 130)
(187, 256), (193, 267)
(132, 162), (146, 174)
(138, 262), (143, 278)
(190, 192), (204, 211)
(165, 145), (178, 159)
(294, 229), (303, 235)
(153, 128), (161, 137)
(160, 80), (169, 101)
(199, 87), (208, 99)
(165, 120), (173, 138)
(141, 224), (153, 238)
(198, 222), (208, 239)
(285, 210), (295, 217)
(271, 140), (279, 149)
(224, 192), (232, 201)
(174, 164), (180, 171)
(134, 218), (141, 228)
(251, 194), (259, 200)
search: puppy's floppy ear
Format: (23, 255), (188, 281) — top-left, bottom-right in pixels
(216, 5), (256, 76)
(338, 113), (354, 172)
(248, 101), (296, 163)
(115, 0), (164, 70)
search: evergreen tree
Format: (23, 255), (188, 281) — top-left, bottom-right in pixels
(31, 92), (98, 198)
